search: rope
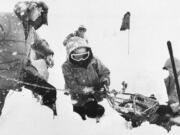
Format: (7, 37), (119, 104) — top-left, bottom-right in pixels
(142, 102), (159, 115)
(106, 94), (114, 108)
(0, 74), (67, 92)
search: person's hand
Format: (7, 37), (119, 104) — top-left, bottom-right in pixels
(64, 91), (70, 96)
(170, 103), (180, 113)
(46, 55), (54, 68)
(99, 87), (107, 95)
(170, 115), (180, 126)
(96, 87), (107, 99)
(82, 87), (94, 94)
(101, 78), (109, 86)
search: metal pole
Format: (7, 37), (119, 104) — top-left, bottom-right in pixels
(167, 41), (180, 103)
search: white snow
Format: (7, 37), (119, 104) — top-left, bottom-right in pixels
(1, 0), (180, 135)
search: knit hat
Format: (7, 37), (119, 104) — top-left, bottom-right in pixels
(163, 57), (180, 72)
(64, 36), (90, 58)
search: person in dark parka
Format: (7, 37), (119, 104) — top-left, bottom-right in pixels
(62, 36), (110, 121)
(30, 39), (54, 100)
(0, 1), (57, 116)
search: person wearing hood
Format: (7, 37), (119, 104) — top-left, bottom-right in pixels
(62, 36), (110, 121)
(163, 58), (180, 111)
(150, 57), (180, 130)
(28, 1), (55, 101)
(162, 57), (180, 125)
(0, 1), (57, 116)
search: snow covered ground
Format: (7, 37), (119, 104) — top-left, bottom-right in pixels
(1, 0), (180, 134)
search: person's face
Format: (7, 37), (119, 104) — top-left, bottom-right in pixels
(70, 47), (90, 62)
(167, 68), (174, 77)
(30, 7), (42, 21)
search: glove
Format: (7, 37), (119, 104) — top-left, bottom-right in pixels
(170, 103), (180, 113)
(99, 87), (107, 95)
(82, 87), (94, 94)
(101, 78), (109, 86)
(64, 91), (70, 96)
(100, 78), (110, 91)
(46, 55), (54, 68)
(94, 87), (107, 101)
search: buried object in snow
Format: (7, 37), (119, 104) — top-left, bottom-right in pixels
(104, 41), (180, 132)
(105, 87), (177, 132)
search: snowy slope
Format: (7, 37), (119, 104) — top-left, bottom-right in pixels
(0, 90), (171, 135)
(1, 0), (180, 135)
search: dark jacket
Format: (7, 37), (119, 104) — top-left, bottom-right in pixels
(30, 40), (54, 80)
(163, 58), (180, 104)
(0, 12), (40, 90)
(62, 57), (110, 106)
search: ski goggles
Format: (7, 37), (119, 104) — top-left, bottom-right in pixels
(70, 51), (90, 61)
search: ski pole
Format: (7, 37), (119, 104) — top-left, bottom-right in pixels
(0, 74), (68, 92)
(167, 41), (180, 103)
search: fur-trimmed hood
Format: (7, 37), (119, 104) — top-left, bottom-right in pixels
(163, 57), (180, 72)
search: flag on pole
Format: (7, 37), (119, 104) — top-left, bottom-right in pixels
(120, 12), (130, 31)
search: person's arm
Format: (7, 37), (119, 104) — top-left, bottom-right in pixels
(95, 58), (110, 87)
(62, 63), (85, 94)
(32, 30), (54, 57)
(32, 30), (54, 67)
(32, 42), (54, 58)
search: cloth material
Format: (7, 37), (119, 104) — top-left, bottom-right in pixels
(62, 57), (110, 106)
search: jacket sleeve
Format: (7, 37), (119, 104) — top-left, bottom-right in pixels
(62, 63), (85, 94)
(164, 76), (180, 105)
(32, 41), (54, 58)
(95, 58), (110, 87)
(32, 29), (54, 57)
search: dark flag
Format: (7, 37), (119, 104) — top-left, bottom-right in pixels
(120, 12), (130, 31)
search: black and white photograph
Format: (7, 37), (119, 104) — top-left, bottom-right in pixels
(0, 0), (180, 135)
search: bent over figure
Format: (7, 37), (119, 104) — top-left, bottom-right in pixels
(62, 36), (110, 121)
(0, 1), (57, 116)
